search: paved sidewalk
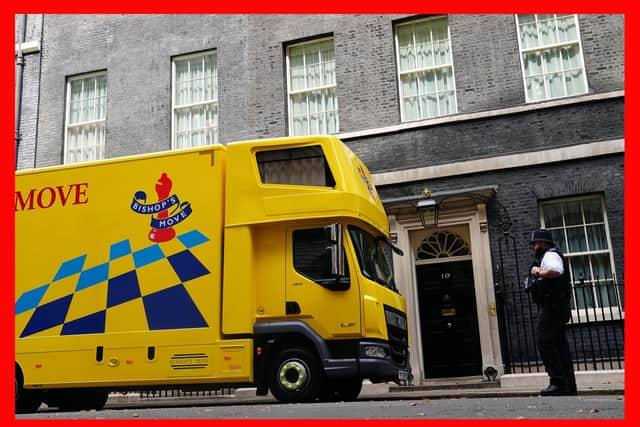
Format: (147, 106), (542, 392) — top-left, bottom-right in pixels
(105, 371), (624, 409)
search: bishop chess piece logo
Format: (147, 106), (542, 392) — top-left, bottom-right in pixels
(148, 173), (177, 243)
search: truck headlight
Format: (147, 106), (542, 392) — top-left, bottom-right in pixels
(384, 308), (407, 330)
(364, 345), (388, 359)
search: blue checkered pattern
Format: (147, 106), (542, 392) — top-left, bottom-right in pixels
(16, 230), (211, 338)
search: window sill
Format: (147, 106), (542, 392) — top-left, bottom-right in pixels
(570, 309), (624, 324)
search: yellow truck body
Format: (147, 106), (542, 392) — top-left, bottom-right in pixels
(15, 135), (409, 411)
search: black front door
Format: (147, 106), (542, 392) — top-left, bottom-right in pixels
(417, 261), (482, 378)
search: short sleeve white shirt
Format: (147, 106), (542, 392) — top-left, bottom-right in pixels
(541, 250), (564, 274)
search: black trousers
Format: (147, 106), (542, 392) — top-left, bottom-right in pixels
(536, 307), (577, 392)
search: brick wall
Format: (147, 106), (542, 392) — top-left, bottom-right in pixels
(16, 14), (43, 170)
(32, 14), (250, 166)
(19, 14), (624, 168)
(345, 97), (623, 173)
(377, 154), (625, 282)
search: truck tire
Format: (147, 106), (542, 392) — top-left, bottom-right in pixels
(322, 378), (362, 402)
(79, 389), (109, 410)
(15, 378), (42, 414)
(268, 347), (326, 403)
(46, 389), (109, 411)
(86, 390), (109, 410)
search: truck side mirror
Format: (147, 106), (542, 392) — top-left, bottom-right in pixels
(324, 223), (345, 277)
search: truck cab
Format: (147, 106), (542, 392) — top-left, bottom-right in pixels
(222, 135), (410, 402)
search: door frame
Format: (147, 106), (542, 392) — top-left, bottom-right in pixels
(388, 203), (504, 383)
(415, 259), (482, 378)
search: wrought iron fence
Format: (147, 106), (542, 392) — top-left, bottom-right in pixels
(110, 388), (236, 402)
(136, 388), (235, 399)
(495, 276), (624, 374)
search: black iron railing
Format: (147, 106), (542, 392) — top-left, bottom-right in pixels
(109, 388), (236, 403)
(136, 388), (235, 399)
(495, 277), (624, 374)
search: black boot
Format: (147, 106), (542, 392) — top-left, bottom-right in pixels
(567, 375), (578, 395)
(540, 384), (573, 396)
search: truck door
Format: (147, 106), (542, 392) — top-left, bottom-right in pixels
(286, 226), (361, 339)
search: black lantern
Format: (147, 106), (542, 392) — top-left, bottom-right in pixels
(416, 189), (512, 234)
(417, 198), (439, 228)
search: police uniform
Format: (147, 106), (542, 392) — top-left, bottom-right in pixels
(529, 229), (577, 396)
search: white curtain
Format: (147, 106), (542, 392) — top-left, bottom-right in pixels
(290, 89), (338, 136)
(519, 14), (585, 100)
(397, 18), (455, 121)
(66, 75), (107, 163)
(174, 53), (218, 147)
(289, 40), (338, 136)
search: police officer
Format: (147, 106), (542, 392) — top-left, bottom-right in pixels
(528, 229), (577, 396)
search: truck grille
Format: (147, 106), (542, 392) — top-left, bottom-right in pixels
(384, 306), (409, 368)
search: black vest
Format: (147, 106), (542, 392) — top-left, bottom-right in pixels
(532, 247), (572, 323)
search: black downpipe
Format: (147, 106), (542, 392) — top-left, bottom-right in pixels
(15, 14), (27, 169)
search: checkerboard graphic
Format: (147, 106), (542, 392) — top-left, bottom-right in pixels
(16, 229), (212, 338)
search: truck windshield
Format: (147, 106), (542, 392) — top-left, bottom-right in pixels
(348, 225), (397, 291)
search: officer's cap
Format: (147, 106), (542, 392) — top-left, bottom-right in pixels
(530, 228), (554, 245)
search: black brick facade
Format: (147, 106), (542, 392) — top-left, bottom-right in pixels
(346, 98), (624, 173)
(377, 154), (624, 283)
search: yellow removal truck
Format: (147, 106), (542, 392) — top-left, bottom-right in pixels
(15, 135), (410, 412)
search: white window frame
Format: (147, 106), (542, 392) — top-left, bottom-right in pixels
(394, 16), (458, 123)
(515, 14), (589, 103)
(539, 195), (622, 322)
(64, 71), (107, 164)
(286, 37), (339, 136)
(171, 50), (218, 149)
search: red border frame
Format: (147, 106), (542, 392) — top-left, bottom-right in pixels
(3, 4), (633, 425)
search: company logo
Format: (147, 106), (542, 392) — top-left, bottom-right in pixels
(15, 183), (89, 212)
(357, 163), (377, 202)
(131, 173), (192, 242)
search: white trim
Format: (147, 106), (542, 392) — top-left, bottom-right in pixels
(286, 37), (339, 136)
(394, 16), (458, 122)
(415, 254), (473, 266)
(514, 14), (589, 103)
(289, 83), (336, 95)
(171, 50), (217, 150)
(68, 70), (107, 82)
(393, 206), (503, 381)
(171, 58), (176, 149)
(15, 40), (40, 54)
(63, 72), (107, 165)
(571, 307), (624, 323)
(287, 35), (335, 49)
(373, 138), (624, 186)
(339, 90), (623, 141)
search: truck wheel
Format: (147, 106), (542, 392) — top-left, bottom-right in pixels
(72, 389), (109, 410)
(86, 390), (109, 410)
(48, 390), (83, 412)
(268, 347), (325, 403)
(322, 378), (362, 402)
(54, 389), (109, 411)
(15, 378), (42, 414)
